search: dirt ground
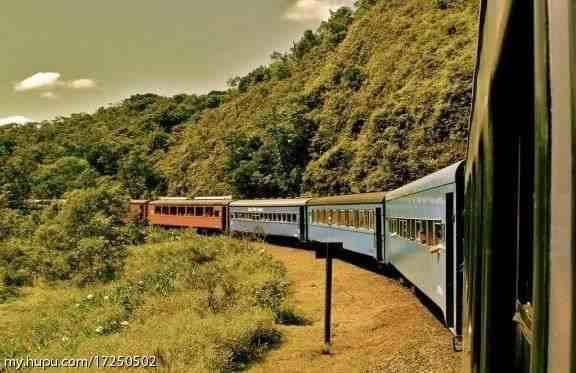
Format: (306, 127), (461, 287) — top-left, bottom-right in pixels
(250, 243), (462, 373)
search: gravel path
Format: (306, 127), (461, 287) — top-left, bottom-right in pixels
(250, 243), (462, 373)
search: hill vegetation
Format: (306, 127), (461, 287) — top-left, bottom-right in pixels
(0, 233), (295, 372)
(0, 0), (477, 204)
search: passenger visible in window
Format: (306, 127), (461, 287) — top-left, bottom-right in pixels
(429, 223), (444, 254)
(417, 221), (427, 244)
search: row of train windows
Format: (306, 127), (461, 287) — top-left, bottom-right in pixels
(232, 212), (298, 224)
(154, 206), (220, 217)
(310, 209), (376, 231)
(388, 218), (444, 246)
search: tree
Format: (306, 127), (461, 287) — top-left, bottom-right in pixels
(118, 149), (166, 198)
(33, 183), (129, 285)
(31, 157), (97, 199)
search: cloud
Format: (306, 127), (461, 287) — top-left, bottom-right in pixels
(14, 73), (97, 94)
(41, 91), (57, 99)
(0, 116), (33, 126)
(285, 0), (355, 22)
(67, 79), (97, 89)
(14, 72), (61, 91)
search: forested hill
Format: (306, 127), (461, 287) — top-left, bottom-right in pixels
(0, 0), (478, 205)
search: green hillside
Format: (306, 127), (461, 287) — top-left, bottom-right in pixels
(162, 0), (478, 197)
(0, 0), (478, 203)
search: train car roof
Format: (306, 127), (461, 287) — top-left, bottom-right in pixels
(307, 192), (386, 206)
(149, 199), (232, 206)
(230, 198), (311, 207)
(129, 199), (149, 204)
(385, 161), (464, 201)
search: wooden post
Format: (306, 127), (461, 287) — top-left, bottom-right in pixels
(323, 242), (340, 354)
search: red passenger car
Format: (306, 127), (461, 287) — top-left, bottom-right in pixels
(148, 197), (232, 232)
(125, 200), (149, 223)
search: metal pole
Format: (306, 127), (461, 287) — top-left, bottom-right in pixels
(323, 242), (333, 355)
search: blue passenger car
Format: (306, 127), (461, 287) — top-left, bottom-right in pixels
(385, 161), (464, 335)
(229, 198), (310, 241)
(307, 193), (386, 260)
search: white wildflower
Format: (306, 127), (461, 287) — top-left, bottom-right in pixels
(103, 295), (109, 301)
(75, 303), (81, 307)
(95, 326), (104, 334)
(138, 280), (144, 285)
(61, 336), (69, 342)
(86, 294), (94, 300)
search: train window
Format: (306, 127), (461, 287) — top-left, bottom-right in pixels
(350, 210), (355, 227)
(195, 207), (203, 216)
(215, 210), (220, 217)
(434, 222), (443, 246)
(206, 207), (214, 217)
(416, 220), (427, 244)
(425, 221), (432, 244)
(186, 207), (193, 216)
(155, 206), (161, 215)
(169, 207), (176, 215)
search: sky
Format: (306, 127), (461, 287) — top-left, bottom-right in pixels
(0, 0), (355, 125)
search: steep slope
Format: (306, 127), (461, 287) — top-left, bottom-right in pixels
(0, 0), (478, 203)
(161, 0), (478, 197)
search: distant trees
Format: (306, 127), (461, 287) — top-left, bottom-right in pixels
(118, 149), (166, 198)
(31, 157), (97, 199)
(224, 106), (314, 198)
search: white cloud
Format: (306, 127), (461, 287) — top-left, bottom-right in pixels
(285, 0), (355, 22)
(14, 72), (97, 93)
(67, 79), (97, 89)
(0, 116), (33, 126)
(14, 72), (61, 92)
(41, 91), (57, 99)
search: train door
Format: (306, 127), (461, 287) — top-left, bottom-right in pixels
(445, 191), (463, 336)
(375, 207), (383, 262)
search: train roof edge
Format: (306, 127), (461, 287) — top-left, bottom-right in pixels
(385, 161), (465, 201)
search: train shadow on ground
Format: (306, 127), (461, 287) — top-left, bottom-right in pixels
(258, 235), (448, 333)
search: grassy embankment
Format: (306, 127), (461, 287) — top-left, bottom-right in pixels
(0, 234), (301, 372)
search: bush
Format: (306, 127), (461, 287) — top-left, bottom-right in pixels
(29, 183), (130, 285)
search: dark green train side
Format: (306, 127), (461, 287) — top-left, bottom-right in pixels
(463, 1), (575, 372)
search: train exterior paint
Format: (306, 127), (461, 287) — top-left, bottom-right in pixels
(464, 0), (576, 372)
(385, 161), (464, 335)
(148, 198), (231, 231)
(307, 193), (386, 260)
(229, 198), (310, 241)
(125, 199), (149, 223)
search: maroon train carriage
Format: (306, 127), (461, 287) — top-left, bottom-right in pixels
(147, 197), (232, 232)
(124, 200), (150, 224)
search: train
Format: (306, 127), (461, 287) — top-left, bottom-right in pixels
(462, 0), (575, 372)
(125, 161), (465, 338)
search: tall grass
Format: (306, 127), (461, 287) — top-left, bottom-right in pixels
(0, 234), (295, 372)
